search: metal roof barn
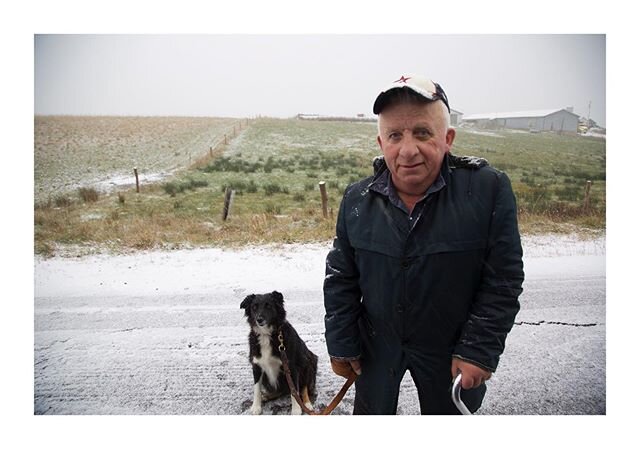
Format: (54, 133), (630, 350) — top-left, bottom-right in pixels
(462, 108), (580, 133)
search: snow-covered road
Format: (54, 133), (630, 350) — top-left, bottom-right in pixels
(34, 234), (605, 414)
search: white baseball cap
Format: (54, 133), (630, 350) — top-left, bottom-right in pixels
(373, 74), (450, 114)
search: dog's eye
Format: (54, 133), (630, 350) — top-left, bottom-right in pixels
(264, 303), (271, 309)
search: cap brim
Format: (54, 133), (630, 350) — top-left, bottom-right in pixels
(373, 86), (438, 115)
(373, 91), (392, 115)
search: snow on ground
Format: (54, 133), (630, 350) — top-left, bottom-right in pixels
(521, 233), (605, 257)
(93, 171), (174, 192)
(34, 233), (606, 415)
(458, 129), (505, 138)
(35, 242), (332, 300)
(36, 233), (604, 300)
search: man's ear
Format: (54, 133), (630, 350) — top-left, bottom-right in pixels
(376, 134), (383, 150)
(240, 294), (255, 309)
(445, 127), (456, 148)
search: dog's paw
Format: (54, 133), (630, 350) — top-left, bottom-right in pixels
(250, 403), (262, 415)
(304, 402), (313, 411)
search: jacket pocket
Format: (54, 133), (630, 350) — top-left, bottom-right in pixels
(416, 239), (487, 256)
(350, 237), (405, 258)
(358, 313), (377, 338)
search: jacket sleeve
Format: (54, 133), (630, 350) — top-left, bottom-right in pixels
(453, 171), (524, 372)
(323, 192), (363, 359)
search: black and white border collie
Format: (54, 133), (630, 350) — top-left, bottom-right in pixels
(240, 291), (318, 415)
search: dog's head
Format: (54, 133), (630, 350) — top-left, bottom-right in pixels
(240, 291), (286, 330)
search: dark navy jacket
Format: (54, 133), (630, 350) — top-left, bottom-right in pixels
(323, 153), (524, 372)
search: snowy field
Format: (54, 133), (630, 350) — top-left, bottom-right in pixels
(34, 116), (240, 203)
(34, 233), (605, 415)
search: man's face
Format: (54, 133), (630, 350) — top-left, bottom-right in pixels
(377, 101), (455, 197)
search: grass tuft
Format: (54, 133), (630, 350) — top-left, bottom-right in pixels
(78, 187), (99, 203)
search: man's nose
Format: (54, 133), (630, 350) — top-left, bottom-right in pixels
(398, 134), (419, 158)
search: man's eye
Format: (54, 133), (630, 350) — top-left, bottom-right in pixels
(388, 132), (401, 140)
(415, 129), (431, 138)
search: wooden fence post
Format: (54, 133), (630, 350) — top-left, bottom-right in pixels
(319, 181), (328, 219)
(134, 167), (140, 193)
(583, 180), (592, 212)
(222, 188), (235, 221)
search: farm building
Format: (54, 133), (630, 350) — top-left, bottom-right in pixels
(450, 109), (463, 126)
(461, 107), (580, 133)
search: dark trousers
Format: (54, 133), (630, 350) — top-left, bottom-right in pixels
(352, 342), (486, 415)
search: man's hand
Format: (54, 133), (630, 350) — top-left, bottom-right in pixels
(451, 358), (491, 389)
(330, 357), (362, 378)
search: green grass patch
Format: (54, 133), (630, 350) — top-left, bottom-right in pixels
(34, 119), (605, 255)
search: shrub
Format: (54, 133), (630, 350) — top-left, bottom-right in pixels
(556, 185), (582, 202)
(78, 187), (99, 203)
(246, 180), (258, 193)
(54, 195), (72, 208)
(221, 180), (256, 194)
(163, 178), (208, 196)
(265, 203), (282, 214)
(186, 178), (208, 189)
(163, 182), (180, 197)
(264, 183), (286, 195)
(201, 157), (261, 173)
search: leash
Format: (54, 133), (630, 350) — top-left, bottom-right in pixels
(278, 330), (357, 415)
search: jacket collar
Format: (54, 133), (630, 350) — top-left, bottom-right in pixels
(368, 155), (449, 204)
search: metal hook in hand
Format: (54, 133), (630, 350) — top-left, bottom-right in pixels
(451, 373), (472, 415)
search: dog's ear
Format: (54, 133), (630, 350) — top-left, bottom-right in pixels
(271, 290), (284, 305)
(240, 294), (255, 309)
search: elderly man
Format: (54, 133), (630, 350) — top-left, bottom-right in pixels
(323, 75), (524, 414)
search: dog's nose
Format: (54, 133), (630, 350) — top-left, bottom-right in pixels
(256, 316), (265, 326)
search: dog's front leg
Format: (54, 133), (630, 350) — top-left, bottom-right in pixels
(291, 394), (302, 415)
(250, 383), (263, 415)
(250, 366), (263, 415)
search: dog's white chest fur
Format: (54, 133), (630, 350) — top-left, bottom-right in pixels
(252, 327), (282, 387)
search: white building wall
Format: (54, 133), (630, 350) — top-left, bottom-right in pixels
(503, 117), (532, 130)
(543, 110), (579, 132)
(450, 111), (462, 126)
(503, 111), (578, 132)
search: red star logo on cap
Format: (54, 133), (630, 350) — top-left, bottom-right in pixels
(394, 76), (411, 83)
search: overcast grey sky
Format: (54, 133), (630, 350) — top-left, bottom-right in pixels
(34, 34), (606, 126)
